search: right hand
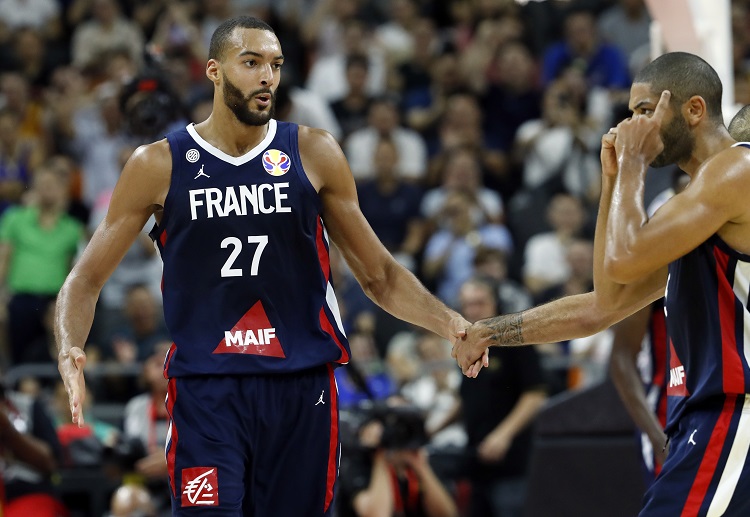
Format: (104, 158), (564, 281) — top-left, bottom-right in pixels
(601, 130), (618, 177)
(58, 346), (88, 427)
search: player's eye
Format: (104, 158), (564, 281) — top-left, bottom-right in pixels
(273, 63), (283, 70)
(245, 60), (256, 67)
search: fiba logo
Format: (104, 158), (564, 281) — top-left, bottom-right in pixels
(186, 149), (200, 163)
(262, 149), (291, 176)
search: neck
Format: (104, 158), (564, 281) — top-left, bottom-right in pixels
(678, 125), (735, 176)
(199, 110), (270, 157)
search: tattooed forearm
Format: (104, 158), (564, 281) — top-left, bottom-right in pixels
(484, 313), (524, 346)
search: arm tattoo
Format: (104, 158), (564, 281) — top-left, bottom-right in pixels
(485, 313), (524, 346)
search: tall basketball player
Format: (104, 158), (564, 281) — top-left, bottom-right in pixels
(454, 52), (750, 515)
(55, 16), (485, 516)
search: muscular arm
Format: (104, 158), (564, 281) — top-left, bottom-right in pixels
(609, 304), (668, 463)
(55, 141), (170, 425)
(299, 127), (467, 342)
(454, 134), (666, 373)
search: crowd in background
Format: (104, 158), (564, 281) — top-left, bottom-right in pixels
(2, 0), (750, 515)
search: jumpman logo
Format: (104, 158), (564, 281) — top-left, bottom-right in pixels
(194, 164), (210, 179)
(689, 429), (698, 446)
(315, 390), (325, 406)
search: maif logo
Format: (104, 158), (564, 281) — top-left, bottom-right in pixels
(181, 467), (219, 507)
(262, 149), (291, 176)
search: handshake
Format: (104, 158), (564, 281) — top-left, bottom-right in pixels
(450, 312), (524, 378)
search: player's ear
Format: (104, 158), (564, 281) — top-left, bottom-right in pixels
(685, 95), (707, 126)
(206, 59), (221, 85)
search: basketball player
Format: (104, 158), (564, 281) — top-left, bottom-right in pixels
(56, 17), (483, 516)
(609, 109), (750, 488)
(454, 51), (750, 515)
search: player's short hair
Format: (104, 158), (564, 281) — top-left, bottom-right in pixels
(634, 52), (723, 122)
(728, 104), (750, 142)
(208, 16), (275, 62)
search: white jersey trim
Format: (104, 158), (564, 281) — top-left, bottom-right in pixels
(186, 119), (277, 166)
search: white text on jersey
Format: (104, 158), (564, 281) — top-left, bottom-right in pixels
(225, 328), (277, 347)
(189, 183), (292, 220)
(669, 365), (686, 387)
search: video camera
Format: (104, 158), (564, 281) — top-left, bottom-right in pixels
(120, 72), (183, 143)
(341, 400), (428, 451)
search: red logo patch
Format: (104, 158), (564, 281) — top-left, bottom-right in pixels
(213, 301), (286, 357)
(181, 467), (219, 507)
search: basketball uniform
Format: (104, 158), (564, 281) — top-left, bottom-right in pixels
(640, 232), (750, 516)
(636, 300), (668, 481)
(151, 120), (351, 515)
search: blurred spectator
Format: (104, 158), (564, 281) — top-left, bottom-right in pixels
(421, 146), (503, 231)
(0, 28), (67, 91)
(0, 108), (44, 213)
(1, 377), (68, 517)
(460, 15), (525, 94)
(0, 165), (83, 365)
(56, 80), (131, 207)
(301, 0), (366, 57)
(390, 331), (466, 448)
(149, 0), (207, 64)
(598, 0), (651, 63)
(121, 340), (171, 515)
(0, 72), (50, 146)
(472, 247), (532, 315)
(345, 95), (427, 182)
(275, 83), (343, 142)
(330, 54), (374, 141)
(70, 0), (146, 71)
(374, 0), (421, 65)
(513, 78), (601, 199)
(481, 41), (541, 172)
(403, 51), (467, 138)
(305, 18), (387, 103)
(432, 277), (547, 517)
(422, 191), (513, 308)
(394, 17), (442, 106)
(541, 7), (630, 91)
(521, 192), (587, 296)
(200, 0), (234, 53)
(427, 93), (508, 187)
(357, 138), (424, 271)
(107, 483), (157, 517)
(534, 237), (594, 304)
(0, 0), (61, 40)
(106, 284), (169, 363)
(336, 332), (396, 409)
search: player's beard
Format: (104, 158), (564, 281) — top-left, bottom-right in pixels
(222, 72), (275, 126)
(652, 113), (694, 168)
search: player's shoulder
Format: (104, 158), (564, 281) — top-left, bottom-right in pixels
(129, 138), (172, 171)
(297, 125), (340, 150)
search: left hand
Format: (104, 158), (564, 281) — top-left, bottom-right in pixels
(477, 429), (512, 463)
(614, 90), (670, 166)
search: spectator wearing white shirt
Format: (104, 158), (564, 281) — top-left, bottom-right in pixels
(344, 95), (427, 182)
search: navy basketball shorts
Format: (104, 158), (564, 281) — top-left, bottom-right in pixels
(640, 395), (750, 517)
(164, 364), (340, 516)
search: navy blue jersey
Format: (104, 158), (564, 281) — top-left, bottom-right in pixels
(152, 120), (351, 377)
(664, 235), (750, 432)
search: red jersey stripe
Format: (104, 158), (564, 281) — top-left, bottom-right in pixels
(714, 247), (745, 394)
(324, 364), (338, 512)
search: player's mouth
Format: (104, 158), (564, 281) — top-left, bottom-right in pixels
(254, 94), (271, 108)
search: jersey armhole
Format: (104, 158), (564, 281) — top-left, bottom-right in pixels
(153, 132), (181, 245)
(289, 124), (323, 214)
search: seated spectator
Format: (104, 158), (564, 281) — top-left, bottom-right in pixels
(336, 332), (396, 409)
(357, 138), (425, 271)
(121, 340), (172, 516)
(1, 376), (69, 517)
(330, 54), (374, 141)
(421, 147), (503, 230)
(541, 7), (630, 91)
(106, 284), (170, 363)
(422, 191), (513, 308)
(521, 192), (587, 296)
(0, 107), (44, 213)
(472, 247), (532, 315)
(345, 95), (428, 183)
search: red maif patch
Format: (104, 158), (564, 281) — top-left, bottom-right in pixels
(181, 467), (219, 507)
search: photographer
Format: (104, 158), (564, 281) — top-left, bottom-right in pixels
(337, 403), (458, 517)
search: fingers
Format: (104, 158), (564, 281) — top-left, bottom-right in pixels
(653, 90), (671, 124)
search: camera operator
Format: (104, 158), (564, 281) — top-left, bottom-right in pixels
(337, 403), (458, 517)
